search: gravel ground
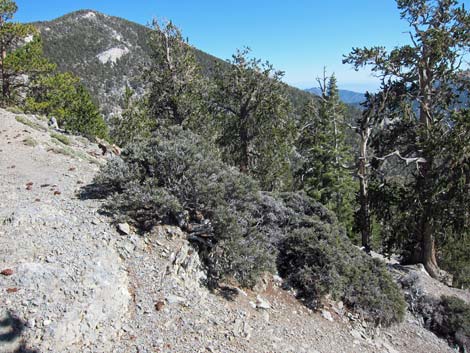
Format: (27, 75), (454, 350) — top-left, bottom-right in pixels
(0, 110), (460, 353)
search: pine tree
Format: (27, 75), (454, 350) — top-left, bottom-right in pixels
(210, 48), (294, 190)
(0, 1), (54, 104)
(26, 72), (108, 139)
(110, 86), (153, 146)
(296, 72), (356, 236)
(144, 19), (207, 128)
(344, 0), (470, 280)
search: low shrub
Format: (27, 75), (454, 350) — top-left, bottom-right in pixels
(96, 126), (274, 287)
(15, 115), (47, 132)
(400, 274), (470, 352)
(50, 132), (71, 145)
(95, 126), (405, 325)
(437, 296), (470, 352)
(23, 137), (38, 147)
(278, 222), (406, 326)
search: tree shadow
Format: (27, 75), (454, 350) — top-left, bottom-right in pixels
(0, 311), (39, 353)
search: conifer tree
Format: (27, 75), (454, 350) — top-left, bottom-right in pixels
(110, 86), (153, 146)
(296, 72), (356, 235)
(344, 0), (470, 279)
(26, 72), (108, 139)
(144, 19), (207, 127)
(210, 48), (294, 190)
(0, 1), (54, 104)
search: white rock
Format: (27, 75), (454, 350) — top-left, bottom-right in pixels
(97, 47), (130, 65)
(321, 309), (334, 322)
(256, 295), (271, 310)
(165, 294), (186, 305)
(117, 222), (130, 235)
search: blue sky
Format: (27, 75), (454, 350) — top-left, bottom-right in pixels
(14, 1), (469, 92)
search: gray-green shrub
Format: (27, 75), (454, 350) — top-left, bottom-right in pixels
(95, 126), (405, 325)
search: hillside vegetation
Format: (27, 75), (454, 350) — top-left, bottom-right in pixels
(33, 10), (312, 118)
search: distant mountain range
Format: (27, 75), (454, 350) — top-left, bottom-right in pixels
(305, 87), (366, 105)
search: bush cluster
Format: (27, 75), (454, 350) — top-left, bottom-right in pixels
(277, 210), (406, 326)
(96, 126), (274, 287)
(95, 126), (405, 325)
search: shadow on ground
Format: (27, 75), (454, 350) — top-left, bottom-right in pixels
(0, 311), (39, 353)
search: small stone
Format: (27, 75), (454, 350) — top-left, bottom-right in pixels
(27, 318), (36, 328)
(155, 301), (165, 311)
(165, 294), (185, 305)
(53, 190), (61, 195)
(1, 268), (14, 276)
(256, 295), (271, 310)
(350, 329), (363, 340)
(43, 319), (51, 326)
(272, 275), (283, 285)
(321, 310), (334, 322)
(117, 222), (130, 235)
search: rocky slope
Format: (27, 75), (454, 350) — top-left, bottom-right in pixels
(0, 109), (463, 352)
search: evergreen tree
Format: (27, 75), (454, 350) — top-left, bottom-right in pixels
(295, 72), (356, 236)
(26, 72), (108, 139)
(110, 86), (153, 147)
(144, 19), (207, 127)
(0, 1), (54, 104)
(210, 47), (294, 190)
(344, 0), (470, 280)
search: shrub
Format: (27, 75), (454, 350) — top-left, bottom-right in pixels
(15, 115), (47, 132)
(95, 126), (406, 325)
(96, 126), (274, 287)
(400, 274), (470, 352)
(23, 136), (38, 147)
(26, 72), (109, 140)
(437, 296), (470, 352)
(278, 221), (406, 326)
(50, 132), (70, 145)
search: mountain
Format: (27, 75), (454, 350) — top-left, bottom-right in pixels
(32, 10), (311, 118)
(306, 87), (366, 105)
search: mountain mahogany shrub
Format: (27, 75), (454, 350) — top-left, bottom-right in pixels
(95, 126), (274, 286)
(278, 224), (406, 326)
(96, 126), (405, 322)
(437, 296), (470, 352)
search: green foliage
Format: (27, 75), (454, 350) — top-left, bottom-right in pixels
(438, 296), (470, 352)
(15, 115), (47, 132)
(278, 224), (406, 326)
(95, 126), (274, 287)
(210, 47), (294, 190)
(0, 1), (55, 104)
(144, 19), (208, 127)
(109, 86), (153, 146)
(22, 136), (37, 147)
(50, 132), (70, 145)
(295, 74), (356, 238)
(96, 126), (405, 325)
(344, 0), (470, 277)
(26, 72), (108, 139)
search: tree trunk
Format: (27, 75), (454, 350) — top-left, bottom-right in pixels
(357, 111), (372, 253)
(239, 116), (249, 173)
